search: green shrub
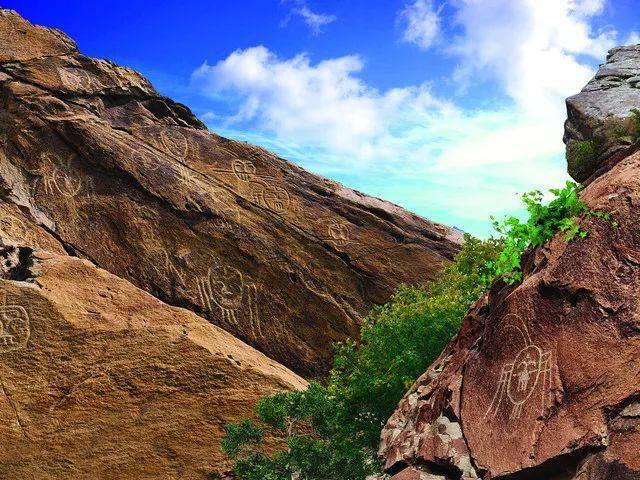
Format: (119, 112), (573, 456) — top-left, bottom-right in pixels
(489, 181), (611, 283)
(221, 235), (501, 479)
(222, 183), (612, 479)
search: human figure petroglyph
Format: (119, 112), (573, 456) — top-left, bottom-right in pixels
(484, 315), (553, 421)
(0, 293), (30, 353)
(196, 263), (261, 337)
(30, 153), (85, 198)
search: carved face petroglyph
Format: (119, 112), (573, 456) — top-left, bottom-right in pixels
(0, 296), (30, 353)
(232, 159), (257, 181)
(209, 265), (244, 310)
(160, 129), (189, 160)
(261, 185), (290, 213)
(328, 222), (350, 248)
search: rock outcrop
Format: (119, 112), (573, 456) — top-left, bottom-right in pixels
(0, 9), (461, 378)
(377, 49), (640, 480)
(0, 245), (306, 478)
(564, 44), (640, 182)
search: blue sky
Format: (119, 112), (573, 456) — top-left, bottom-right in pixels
(7, 1), (640, 236)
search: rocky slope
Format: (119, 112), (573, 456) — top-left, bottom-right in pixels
(0, 9), (461, 378)
(0, 245), (305, 479)
(376, 48), (640, 480)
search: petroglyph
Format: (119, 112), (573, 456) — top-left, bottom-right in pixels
(30, 153), (86, 198)
(160, 129), (189, 160)
(231, 159), (257, 181)
(176, 163), (193, 185)
(484, 315), (553, 421)
(132, 149), (162, 173)
(207, 157), (274, 184)
(58, 67), (94, 92)
(163, 250), (188, 286)
(0, 293), (30, 353)
(196, 263), (261, 337)
(250, 182), (290, 213)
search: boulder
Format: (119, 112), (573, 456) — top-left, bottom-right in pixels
(564, 44), (640, 182)
(378, 148), (640, 479)
(380, 47), (640, 479)
(0, 245), (305, 479)
(0, 9), (461, 377)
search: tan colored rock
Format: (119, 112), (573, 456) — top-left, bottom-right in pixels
(0, 246), (305, 479)
(378, 147), (640, 479)
(0, 9), (461, 377)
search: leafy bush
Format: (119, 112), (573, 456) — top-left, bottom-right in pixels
(222, 182), (611, 479)
(489, 181), (610, 283)
(221, 235), (501, 479)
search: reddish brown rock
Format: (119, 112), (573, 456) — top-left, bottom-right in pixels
(0, 246), (305, 479)
(378, 152), (640, 478)
(0, 9), (461, 377)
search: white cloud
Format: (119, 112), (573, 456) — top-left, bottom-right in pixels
(192, 0), (623, 236)
(626, 31), (640, 45)
(281, 1), (336, 35)
(450, 0), (617, 117)
(192, 46), (454, 160)
(398, 0), (442, 50)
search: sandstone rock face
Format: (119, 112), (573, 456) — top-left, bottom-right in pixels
(0, 246), (306, 479)
(564, 44), (640, 182)
(377, 148), (640, 477)
(0, 9), (461, 377)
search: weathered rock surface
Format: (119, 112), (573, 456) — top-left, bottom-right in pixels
(378, 51), (640, 480)
(564, 44), (640, 181)
(0, 9), (461, 377)
(0, 246), (305, 479)
(378, 148), (640, 480)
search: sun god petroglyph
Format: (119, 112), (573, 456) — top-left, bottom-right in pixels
(30, 153), (85, 197)
(484, 315), (553, 421)
(196, 263), (261, 338)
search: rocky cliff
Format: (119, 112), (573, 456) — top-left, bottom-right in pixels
(564, 44), (640, 182)
(0, 9), (461, 379)
(376, 47), (640, 480)
(0, 245), (305, 478)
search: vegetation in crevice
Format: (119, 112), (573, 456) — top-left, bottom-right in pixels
(221, 181), (611, 479)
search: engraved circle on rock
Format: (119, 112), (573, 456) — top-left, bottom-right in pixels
(160, 129), (189, 159)
(0, 294), (30, 353)
(232, 159), (257, 181)
(31, 153), (84, 197)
